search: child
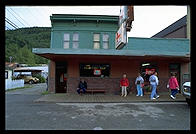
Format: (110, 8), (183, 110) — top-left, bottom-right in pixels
(120, 74), (129, 97)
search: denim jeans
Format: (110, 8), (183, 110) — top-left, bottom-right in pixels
(77, 87), (86, 94)
(150, 84), (158, 99)
(136, 84), (143, 96)
(171, 89), (178, 97)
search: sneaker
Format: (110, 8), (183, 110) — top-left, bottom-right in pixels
(136, 94), (139, 96)
(170, 95), (176, 99)
(121, 94), (124, 97)
(140, 95), (143, 96)
(124, 95), (127, 97)
(151, 97), (156, 100)
(156, 95), (160, 99)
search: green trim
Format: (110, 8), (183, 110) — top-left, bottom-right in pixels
(50, 14), (119, 23)
(32, 48), (189, 57)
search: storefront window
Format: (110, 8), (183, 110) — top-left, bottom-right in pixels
(80, 63), (110, 77)
(140, 62), (158, 82)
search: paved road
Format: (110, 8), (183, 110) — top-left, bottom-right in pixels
(5, 83), (190, 130)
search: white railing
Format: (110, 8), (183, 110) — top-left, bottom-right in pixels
(5, 79), (24, 90)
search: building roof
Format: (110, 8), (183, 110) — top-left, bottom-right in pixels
(33, 37), (190, 58)
(124, 37), (190, 55)
(14, 67), (43, 72)
(151, 15), (187, 38)
(50, 14), (119, 23)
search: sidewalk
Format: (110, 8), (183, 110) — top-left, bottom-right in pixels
(34, 92), (186, 103)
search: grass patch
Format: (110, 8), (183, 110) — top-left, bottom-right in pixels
(41, 90), (49, 95)
(6, 85), (33, 92)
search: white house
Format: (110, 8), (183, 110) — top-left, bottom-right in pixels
(5, 70), (24, 90)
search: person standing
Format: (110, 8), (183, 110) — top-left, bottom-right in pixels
(149, 72), (159, 100)
(120, 73), (129, 97)
(168, 72), (179, 99)
(46, 76), (48, 91)
(135, 73), (144, 96)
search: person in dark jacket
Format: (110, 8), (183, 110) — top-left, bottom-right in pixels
(77, 79), (87, 94)
(46, 76), (48, 91)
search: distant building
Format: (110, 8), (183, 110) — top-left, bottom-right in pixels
(151, 15), (190, 85)
(5, 69), (24, 90)
(14, 65), (48, 78)
(151, 15), (187, 38)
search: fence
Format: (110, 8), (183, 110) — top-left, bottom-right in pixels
(5, 79), (24, 90)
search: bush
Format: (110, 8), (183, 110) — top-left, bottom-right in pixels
(33, 74), (46, 83)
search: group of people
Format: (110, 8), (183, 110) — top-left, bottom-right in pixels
(76, 72), (180, 100)
(120, 72), (179, 100)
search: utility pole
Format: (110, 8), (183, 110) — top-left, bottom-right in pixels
(187, 5), (190, 39)
(187, 5), (191, 82)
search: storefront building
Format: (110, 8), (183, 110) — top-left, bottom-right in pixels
(33, 14), (190, 94)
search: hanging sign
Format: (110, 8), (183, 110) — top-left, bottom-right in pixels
(115, 21), (127, 49)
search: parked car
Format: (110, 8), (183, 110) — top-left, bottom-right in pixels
(182, 82), (191, 105)
(17, 74), (39, 84)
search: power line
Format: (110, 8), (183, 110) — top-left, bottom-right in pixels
(6, 20), (18, 29)
(6, 8), (26, 28)
(5, 17), (19, 29)
(5, 26), (11, 30)
(9, 7), (31, 27)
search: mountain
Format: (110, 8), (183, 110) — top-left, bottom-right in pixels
(5, 27), (51, 65)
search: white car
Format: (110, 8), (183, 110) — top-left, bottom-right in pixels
(182, 82), (191, 105)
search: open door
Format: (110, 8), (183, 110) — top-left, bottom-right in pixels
(56, 62), (67, 93)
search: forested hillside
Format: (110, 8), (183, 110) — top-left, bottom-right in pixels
(5, 27), (51, 65)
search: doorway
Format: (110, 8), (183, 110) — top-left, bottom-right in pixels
(169, 63), (181, 91)
(56, 62), (67, 93)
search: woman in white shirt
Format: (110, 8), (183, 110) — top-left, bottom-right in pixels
(135, 73), (144, 96)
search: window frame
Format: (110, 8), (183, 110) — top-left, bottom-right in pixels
(102, 33), (109, 49)
(72, 33), (79, 49)
(93, 33), (100, 49)
(63, 33), (70, 49)
(79, 63), (111, 77)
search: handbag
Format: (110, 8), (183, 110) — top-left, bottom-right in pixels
(141, 83), (144, 88)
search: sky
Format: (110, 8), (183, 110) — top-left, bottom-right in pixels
(5, 6), (187, 38)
